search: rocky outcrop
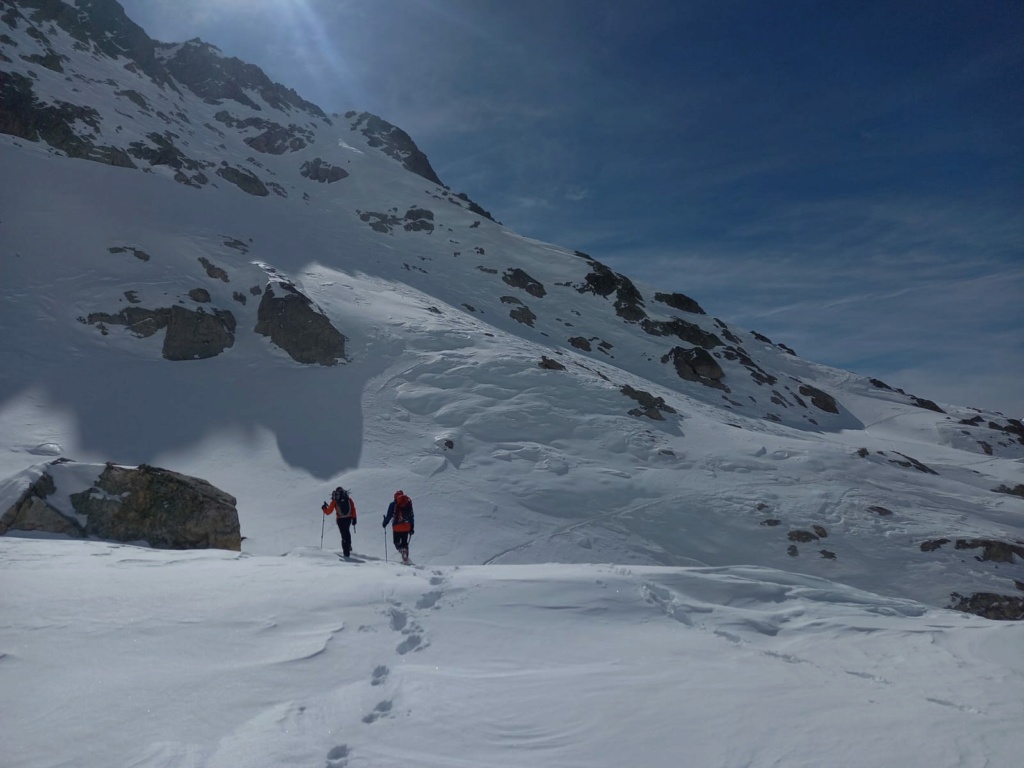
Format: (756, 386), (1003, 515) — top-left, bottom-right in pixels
(950, 592), (1024, 621)
(163, 305), (236, 361)
(301, 158), (349, 183)
(403, 207), (434, 233)
(216, 163), (269, 196)
(347, 111), (442, 185)
(357, 208), (434, 234)
(161, 38), (325, 115)
(254, 280), (346, 365)
(641, 317), (721, 348)
(953, 539), (1024, 563)
(0, 70), (135, 168)
(86, 306), (171, 338)
(621, 385), (677, 420)
(7, 0), (173, 88)
(798, 384), (839, 414)
(654, 292), (705, 315)
(577, 255), (646, 322)
(502, 268), (546, 298)
(994, 484), (1024, 498)
(662, 346), (727, 390)
(509, 305), (537, 328)
(0, 461), (241, 551)
(0, 466), (80, 538)
(718, 346), (777, 386)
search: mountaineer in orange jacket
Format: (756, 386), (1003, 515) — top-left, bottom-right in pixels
(382, 490), (414, 564)
(323, 487), (357, 558)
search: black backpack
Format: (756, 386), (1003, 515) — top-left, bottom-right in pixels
(332, 487), (349, 508)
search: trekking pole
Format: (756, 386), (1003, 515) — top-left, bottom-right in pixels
(320, 510), (325, 550)
(384, 526), (388, 563)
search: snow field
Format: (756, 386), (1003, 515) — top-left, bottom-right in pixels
(2, 537), (1021, 768)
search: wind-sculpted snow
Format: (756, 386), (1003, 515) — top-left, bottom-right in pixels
(2, 538), (1021, 768)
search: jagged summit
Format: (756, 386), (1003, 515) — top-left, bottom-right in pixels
(157, 38), (326, 116)
(1, 0), (1022, 620)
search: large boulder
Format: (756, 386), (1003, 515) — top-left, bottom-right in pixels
(662, 346), (727, 390)
(300, 158), (349, 183)
(0, 461), (241, 551)
(798, 384), (840, 414)
(163, 305), (236, 360)
(254, 280), (346, 365)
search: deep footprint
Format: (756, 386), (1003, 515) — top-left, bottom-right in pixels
(389, 607), (408, 632)
(362, 699), (393, 724)
(371, 665), (389, 686)
(416, 591), (443, 610)
(326, 743), (350, 767)
(396, 634), (422, 655)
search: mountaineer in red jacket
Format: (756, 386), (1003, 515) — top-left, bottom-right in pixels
(382, 490), (414, 564)
(323, 487), (357, 558)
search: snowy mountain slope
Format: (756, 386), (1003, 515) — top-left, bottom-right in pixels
(2, 3), (1024, 766)
(1, 0), (1023, 621)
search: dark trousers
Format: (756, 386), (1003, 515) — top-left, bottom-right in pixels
(392, 530), (410, 554)
(336, 516), (353, 555)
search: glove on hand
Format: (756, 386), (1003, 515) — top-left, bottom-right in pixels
(352, 519), (357, 527)
(410, 527), (415, 536)
(382, 518), (388, 528)
(321, 502), (328, 512)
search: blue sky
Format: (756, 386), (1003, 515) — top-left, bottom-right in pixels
(119, 0), (1023, 416)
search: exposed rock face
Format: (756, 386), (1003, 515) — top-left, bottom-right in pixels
(0, 461), (241, 551)
(301, 158), (349, 183)
(994, 484), (1024, 498)
(502, 268), (546, 298)
(509, 305), (537, 327)
(662, 346), (727, 390)
(161, 38), (325, 115)
(163, 305), (236, 361)
(216, 163), (269, 196)
(213, 112), (314, 154)
(621, 385), (677, 420)
(654, 292), (705, 315)
(357, 208), (434, 234)
(911, 396), (945, 414)
(254, 280), (346, 365)
(347, 111), (442, 185)
(798, 384), (839, 414)
(402, 207), (434, 233)
(11, 0), (173, 87)
(0, 467), (80, 538)
(126, 131), (210, 179)
(718, 346), (776, 386)
(87, 306), (171, 338)
(950, 592), (1024, 621)
(953, 539), (1024, 563)
(577, 256), (646, 322)
(0, 70), (135, 167)
(641, 317), (721, 348)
